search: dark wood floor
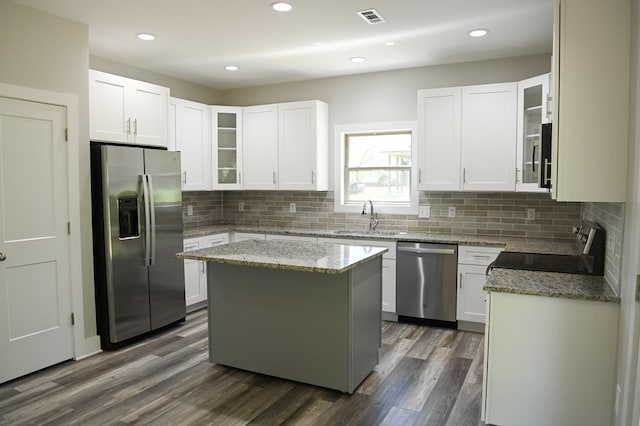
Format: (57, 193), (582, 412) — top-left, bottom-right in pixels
(0, 309), (485, 425)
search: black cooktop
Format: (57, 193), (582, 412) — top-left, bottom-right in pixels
(488, 251), (596, 275)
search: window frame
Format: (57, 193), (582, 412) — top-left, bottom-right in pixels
(334, 121), (419, 215)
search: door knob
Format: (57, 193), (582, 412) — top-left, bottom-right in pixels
(0, 253), (5, 261)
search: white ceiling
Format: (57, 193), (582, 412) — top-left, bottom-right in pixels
(13, 0), (554, 90)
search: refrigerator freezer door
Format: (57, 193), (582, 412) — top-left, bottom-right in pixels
(102, 145), (152, 342)
(144, 149), (186, 330)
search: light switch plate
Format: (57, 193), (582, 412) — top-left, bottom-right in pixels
(238, 201), (244, 212)
(448, 206), (456, 218)
(187, 205), (193, 216)
(418, 206), (430, 218)
(289, 203), (296, 213)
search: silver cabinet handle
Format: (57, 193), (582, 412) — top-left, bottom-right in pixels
(238, 171), (241, 185)
(418, 168), (422, 184)
(463, 167), (467, 184)
(272, 172), (277, 184)
(182, 171), (187, 184)
(126, 118), (131, 135)
(515, 167), (520, 184)
(0, 252), (6, 261)
(459, 272), (463, 289)
(133, 119), (138, 136)
(398, 247), (456, 255)
(311, 170), (315, 184)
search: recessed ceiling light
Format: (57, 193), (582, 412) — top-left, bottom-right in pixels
(385, 41), (395, 46)
(350, 57), (366, 64)
(468, 29), (489, 38)
(271, 2), (293, 12)
(224, 65), (239, 71)
(136, 33), (156, 41)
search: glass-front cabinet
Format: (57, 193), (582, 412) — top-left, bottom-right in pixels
(516, 73), (550, 192)
(212, 106), (243, 189)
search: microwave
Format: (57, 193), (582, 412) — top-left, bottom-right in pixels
(539, 123), (552, 189)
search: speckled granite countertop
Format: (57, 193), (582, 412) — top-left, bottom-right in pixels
(177, 239), (387, 274)
(183, 225), (581, 255)
(484, 268), (619, 303)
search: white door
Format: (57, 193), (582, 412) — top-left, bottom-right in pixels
(0, 97), (73, 383)
(278, 101), (317, 190)
(417, 87), (462, 191)
(89, 70), (129, 143)
(456, 264), (488, 323)
(242, 104), (278, 190)
(461, 83), (517, 191)
(129, 80), (169, 147)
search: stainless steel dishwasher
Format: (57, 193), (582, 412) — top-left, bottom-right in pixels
(396, 242), (458, 325)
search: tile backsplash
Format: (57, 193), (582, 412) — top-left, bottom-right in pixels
(216, 191), (582, 240)
(581, 202), (625, 294)
(182, 191), (223, 230)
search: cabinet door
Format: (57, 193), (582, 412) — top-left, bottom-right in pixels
(183, 240), (206, 306)
(89, 70), (129, 143)
(516, 74), (550, 193)
(552, 0), (630, 202)
(242, 104), (278, 190)
(172, 98), (211, 191)
(461, 83), (517, 191)
(212, 106), (243, 189)
(417, 87), (462, 191)
(128, 80), (169, 147)
(456, 264), (489, 323)
(382, 258), (396, 313)
(278, 101), (329, 191)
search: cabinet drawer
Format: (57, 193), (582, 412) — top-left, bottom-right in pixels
(183, 240), (200, 251)
(458, 245), (503, 266)
(202, 233), (229, 247)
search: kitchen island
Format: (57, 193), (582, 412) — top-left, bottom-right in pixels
(177, 239), (387, 393)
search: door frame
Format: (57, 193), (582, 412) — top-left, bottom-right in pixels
(0, 82), (101, 360)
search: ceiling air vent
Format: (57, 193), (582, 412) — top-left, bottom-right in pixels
(357, 9), (386, 25)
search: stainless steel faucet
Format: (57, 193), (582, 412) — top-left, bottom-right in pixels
(362, 200), (379, 231)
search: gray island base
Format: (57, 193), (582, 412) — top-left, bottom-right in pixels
(177, 240), (387, 393)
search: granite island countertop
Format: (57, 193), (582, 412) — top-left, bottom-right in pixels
(484, 268), (619, 303)
(176, 239), (387, 274)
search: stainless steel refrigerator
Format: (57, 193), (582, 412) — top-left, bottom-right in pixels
(91, 142), (185, 349)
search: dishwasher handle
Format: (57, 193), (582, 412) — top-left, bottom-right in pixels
(398, 246), (456, 255)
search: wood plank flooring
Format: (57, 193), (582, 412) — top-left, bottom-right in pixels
(0, 309), (485, 426)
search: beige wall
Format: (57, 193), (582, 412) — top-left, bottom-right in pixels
(0, 0), (95, 337)
(90, 55), (222, 104)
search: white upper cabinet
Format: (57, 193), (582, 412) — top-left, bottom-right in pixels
(278, 101), (329, 191)
(169, 97), (211, 191)
(242, 104), (279, 190)
(242, 100), (329, 191)
(90, 70), (169, 147)
(212, 106), (243, 190)
(417, 83), (517, 192)
(516, 73), (551, 193)
(417, 87), (462, 191)
(551, 0), (630, 202)
(461, 83), (517, 192)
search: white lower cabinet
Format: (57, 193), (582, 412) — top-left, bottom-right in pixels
(482, 291), (618, 426)
(456, 245), (502, 324)
(318, 237), (396, 314)
(183, 233), (229, 308)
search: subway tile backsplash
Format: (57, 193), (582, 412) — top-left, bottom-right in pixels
(182, 191), (223, 230)
(215, 191), (582, 240)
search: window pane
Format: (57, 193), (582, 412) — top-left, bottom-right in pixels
(347, 169), (411, 202)
(347, 133), (411, 168)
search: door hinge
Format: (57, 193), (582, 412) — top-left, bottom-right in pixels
(65, 128), (69, 142)
(67, 222), (71, 235)
(71, 312), (75, 326)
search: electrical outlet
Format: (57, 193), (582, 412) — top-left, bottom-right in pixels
(238, 201), (244, 212)
(448, 206), (456, 218)
(527, 208), (535, 221)
(289, 203), (296, 213)
(418, 205), (430, 219)
(187, 205), (193, 216)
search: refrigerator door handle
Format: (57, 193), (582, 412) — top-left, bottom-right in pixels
(147, 174), (157, 266)
(141, 174), (152, 266)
